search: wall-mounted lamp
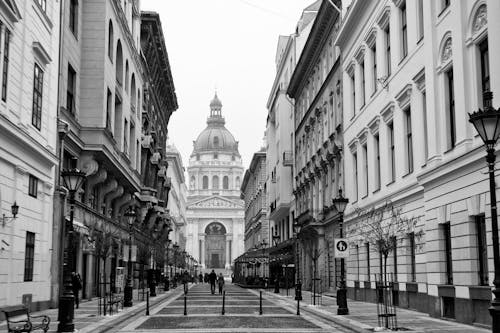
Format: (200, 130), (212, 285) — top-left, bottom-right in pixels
(2, 202), (19, 227)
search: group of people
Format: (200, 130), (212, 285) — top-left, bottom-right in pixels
(198, 270), (225, 294)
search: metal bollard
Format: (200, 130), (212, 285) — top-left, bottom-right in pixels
(146, 290), (150, 316)
(222, 291), (225, 315)
(259, 291), (263, 315)
(296, 297), (300, 316)
(184, 294), (187, 316)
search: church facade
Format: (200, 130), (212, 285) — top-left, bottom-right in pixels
(185, 94), (245, 271)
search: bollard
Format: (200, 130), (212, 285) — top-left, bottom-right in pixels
(259, 291), (263, 315)
(184, 294), (187, 316)
(222, 291), (225, 315)
(146, 290), (150, 316)
(296, 297), (300, 316)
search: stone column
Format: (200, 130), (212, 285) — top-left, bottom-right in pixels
(200, 235), (206, 269)
(225, 239), (231, 269)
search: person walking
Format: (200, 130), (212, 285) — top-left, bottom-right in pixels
(71, 272), (83, 309)
(182, 270), (189, 294)
(209, 270), (217, 294)
(217, 273), (225, 295)
(198, 273), (203, 284)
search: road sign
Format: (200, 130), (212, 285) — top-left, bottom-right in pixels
(334, 238), (349, 258)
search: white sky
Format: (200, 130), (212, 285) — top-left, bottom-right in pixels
(141, 0), (316, 171)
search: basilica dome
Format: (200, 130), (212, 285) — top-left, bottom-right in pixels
(192, 93), (240, 156)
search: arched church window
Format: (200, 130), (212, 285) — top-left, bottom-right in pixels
(203, 176), (208, 189)
(223, 176), (229, 189)
(213, 176), (219, 189)
(213, 136), (219, 147)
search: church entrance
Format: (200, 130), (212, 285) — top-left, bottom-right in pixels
(205, 222), (226, 269)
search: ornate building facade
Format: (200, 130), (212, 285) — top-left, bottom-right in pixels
(185, 94), (244, 272)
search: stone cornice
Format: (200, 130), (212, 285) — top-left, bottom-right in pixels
(381, 102), (395, 123)
(395, 84), (412, 110)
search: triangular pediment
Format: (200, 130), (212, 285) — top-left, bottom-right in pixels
(188, 195), (243, 209)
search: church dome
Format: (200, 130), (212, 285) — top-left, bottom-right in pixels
(192, 93), (240, 156)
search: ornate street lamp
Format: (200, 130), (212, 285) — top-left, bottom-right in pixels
(272, 232), (280, 247)
(293, 220), (303, 301)
(124, 207), (136, 307)
(469, 91), (500, 332)
(2, 201), (19, 227)
(332, 188), (349, 315)
(58, 162), (86, 333)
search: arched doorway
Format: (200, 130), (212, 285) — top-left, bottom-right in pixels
(205, 222), (226, 269)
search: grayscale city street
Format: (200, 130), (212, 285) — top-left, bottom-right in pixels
(2, 0), (500, 332)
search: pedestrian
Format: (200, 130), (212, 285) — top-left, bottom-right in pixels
(199, 273), (203, 284)
(71, 272), (83, 309)
(204, 273), (209, 283)
(217, 273), (225, 295)
(182, 270), (189, 294)
(209, 270), (217, 294)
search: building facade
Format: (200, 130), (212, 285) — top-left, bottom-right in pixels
(287, 0), (343, 293)
(265, 0), (320, 288)
(52, 0), (177, 306)
(0, 0), (61, 312)
(337, 0), (500, 327)
(185, 94), (245, 272)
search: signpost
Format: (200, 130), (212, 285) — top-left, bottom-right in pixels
(334, 238), (349, 258)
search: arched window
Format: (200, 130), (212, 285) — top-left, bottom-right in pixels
(125, 60), (129, 92)
(213, 136), (219, 147)
(223, 176), (229, 189)
(108, 20), (114, 60)
(116, 40), (123, 85)
(213, 176), (219, 189)
(131, 74), (136, 107)
(202, 176), (208, 189)
(235, 176), (240, 189)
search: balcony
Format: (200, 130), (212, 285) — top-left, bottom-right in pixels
(282, 151), (293, 166)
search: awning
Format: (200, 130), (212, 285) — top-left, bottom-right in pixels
(66, 218), (89, 236)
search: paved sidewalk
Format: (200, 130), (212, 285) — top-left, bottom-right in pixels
(0, 286), (185, 333)
(263, 287), (490, 333)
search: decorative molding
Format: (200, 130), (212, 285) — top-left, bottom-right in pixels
(354, 45), (366, 63)
(466, 193), (486, 217)
(377, 6), (391, 29)
(437, 204), (452, 224)
(32, 42), (52, 66)
(380, 102), (395, 123)
(440, 35), (453, 65)
(392, 0), (405, 8)
(348, 138), (358, 154)
(364, 28), (377, 48)
(395, 84), (412, 110)
(346, 61), (356, 77)
(357, 128), (368, 146)
(0, 0), (21, 24)
(367, 116), (380, 135)
(150, 152), (161, 164)
(472, 4), (487, 35)
(412, 68), (425, 92)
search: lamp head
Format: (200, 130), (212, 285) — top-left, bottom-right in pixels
(469, 91), (500, 151)
(11, 201), (19, 218)
(124, 207), (136, 227)
(61, 159), (86, 194)
(332, 187), (349, 213)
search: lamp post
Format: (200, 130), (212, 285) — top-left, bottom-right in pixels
(293, 220), (302, 301)
(332, 188), (349, 315)
(469, 91), (500, 332)
(124, 207), (136, 307)
(58, 163), (86, 333)
(173, 242), (179, 277)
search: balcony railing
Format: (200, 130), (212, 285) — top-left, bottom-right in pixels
(283, 151), (293, 166)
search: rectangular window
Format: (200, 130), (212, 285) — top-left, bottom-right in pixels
(353, 152), (358, 201)
(69, 0), (78, 36)
(409, 232), (416, 282)
(446, 69), (456, 149)
(443, 222), (453, 284)
(374, 134), (381, 190)
(405, 108), (413, 173)
(36, 0), (47, 12)
(392, 236), (398, 281)
(389, 123), (395, 182)
(360, 61), (365, 107)
(372, 45), (377, 94)
(32, 64), (44, 130)
(106, 88), (112, 131)
(476, 215), (488, 286)
(351, 73), (356, 117)
(417, 0), (424, 41)
(123, 119), (128, 154)
(2, 28), (10, 102)
(401, 2), (408, 59)
(67, 64), (76, 115)
(363, 144), (368, 196)
(385, 26), (391, 76)
(24, 232), (35, 281)
(479, 39), (490, 95)
(365, 242), (370, 281)
(422, 91), (428, 162)
(29, 174), (38, 198)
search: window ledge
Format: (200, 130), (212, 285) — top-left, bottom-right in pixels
(372, 188), (380, 194)
(32, 2), (53, 32)
(386, 180), (395, 186)
(361, 194), (368, 200)
(402, 171), (413, 179)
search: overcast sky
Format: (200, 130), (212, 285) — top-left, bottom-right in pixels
(141, 0), (317, 171)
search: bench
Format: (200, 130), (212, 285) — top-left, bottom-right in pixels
(1, 305), (50, 333)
